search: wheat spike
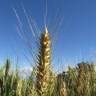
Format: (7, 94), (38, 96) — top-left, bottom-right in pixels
(16, 80), (22, 96)
(56, 74), (67, 96)
(60, 81), (67, 96)
(36, 27), (51, 96)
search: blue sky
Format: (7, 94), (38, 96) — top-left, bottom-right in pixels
(0, 0), (96, 71)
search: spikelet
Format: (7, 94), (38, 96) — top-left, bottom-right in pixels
(36, 27), (51, 96)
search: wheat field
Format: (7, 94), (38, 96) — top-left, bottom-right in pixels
(0, 28), (96, 96)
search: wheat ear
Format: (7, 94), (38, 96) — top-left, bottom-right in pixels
(36, 27), (51, 96)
